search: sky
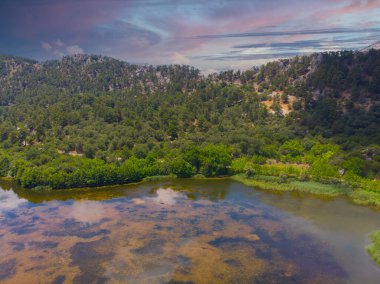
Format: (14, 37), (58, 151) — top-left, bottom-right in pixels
(0, 0), (380, 73)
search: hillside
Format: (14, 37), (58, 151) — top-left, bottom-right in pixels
(360, 41), (380, 52)
(0, 54), (201, 106)
(0, 48), (379, 190)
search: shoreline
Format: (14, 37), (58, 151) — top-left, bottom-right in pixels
(231, 174), (380, 210)
(2, 173), (380, 209)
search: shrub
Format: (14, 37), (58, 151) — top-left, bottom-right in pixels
(170, 157), (195, 178)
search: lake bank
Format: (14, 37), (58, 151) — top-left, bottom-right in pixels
(232, 174), (380, 209)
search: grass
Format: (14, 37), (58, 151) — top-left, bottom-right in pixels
(367, 231), (380, 267)
(233, 174), (380, 208)
(232, 174), (346, 197)
(233, 174), (294, 192)
(288, 181), (347, 197)
(349, 189), (380, 208)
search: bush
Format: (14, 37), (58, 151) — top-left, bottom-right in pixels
(170, 157), (195, 178)
(199, 144), (232, 177)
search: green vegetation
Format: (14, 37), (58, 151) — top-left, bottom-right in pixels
(367, 231), (380, 267)
(0, 144), (232, 189)
(231, 155), (380, 208)
(233, 174), (346, 197)
(348, 189), (380, 208)
(0, 51), (379, 200)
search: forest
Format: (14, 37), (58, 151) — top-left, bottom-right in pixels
(0, 50), (379, 206)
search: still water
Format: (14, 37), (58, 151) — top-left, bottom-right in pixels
(0, 178), (379, 283)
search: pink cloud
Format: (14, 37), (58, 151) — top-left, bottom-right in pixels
(315, 0), (380, 19)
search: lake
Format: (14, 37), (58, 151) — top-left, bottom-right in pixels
(0, 178), (379, 283)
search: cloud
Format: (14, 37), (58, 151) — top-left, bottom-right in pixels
(0, 188), (27, 213)
(41, 41), (52, 50)
(53, 50), (65, 57)
(193, 52), (301, 62)
(233, 40), (323, 49)
(232, 36), (378, 50)
(192, 27), (380, 40)
(66, 44), (84, 55)
(41, 41), (52, 51)
(193, 31), (380, 65)
(88, 20), (161, 57)
(1, 0), (380, 70)
(171, 52), (190, 64)
(314, 0), (380, 20)
(55, 39), (63, 47)
(40, 40), (84, 57)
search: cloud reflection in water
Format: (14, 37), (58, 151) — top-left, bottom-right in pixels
(0, 189), (27, 213)
(150, 188), (183, 206)
(66, 200), (107, 224)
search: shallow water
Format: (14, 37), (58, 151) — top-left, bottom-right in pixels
(0, 178), (379, 283)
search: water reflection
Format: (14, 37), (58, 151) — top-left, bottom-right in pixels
(150, 188), (182, 205)
(0, 188), (27, 213)
(0, 179), (379, 283)
(66, 201), (108, 225)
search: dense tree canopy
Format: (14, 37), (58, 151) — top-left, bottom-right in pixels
(0, 50), (379, 189)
